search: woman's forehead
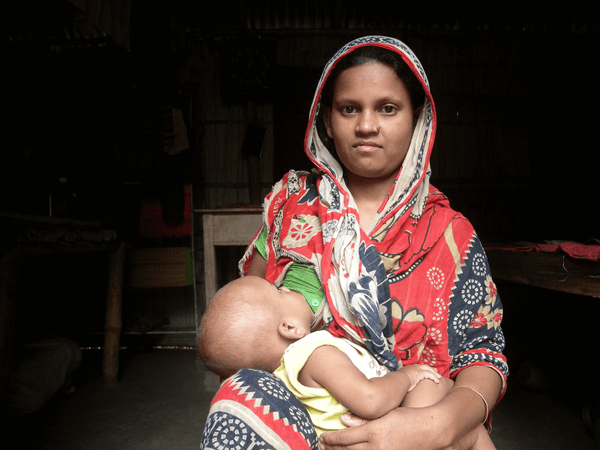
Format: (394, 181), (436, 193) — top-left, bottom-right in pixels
(332, 63), (410, 102)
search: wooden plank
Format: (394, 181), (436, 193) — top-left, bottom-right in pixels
(0, 212), (103, 229)
(125, 247), (192, 289)
(486, 249), (600, 298)
(210, 214), (262, 246)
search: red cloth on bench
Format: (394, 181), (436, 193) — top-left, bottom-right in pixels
(486, 242), (600, 262)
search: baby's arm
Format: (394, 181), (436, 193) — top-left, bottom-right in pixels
(299, 345), (440, 420)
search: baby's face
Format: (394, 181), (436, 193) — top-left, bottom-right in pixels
(244, 277), (314, 333)
(267, 284), (314, 333)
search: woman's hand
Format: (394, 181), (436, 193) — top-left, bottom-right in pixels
(338, 413), (372, 427)
(319, 406), (446, 450)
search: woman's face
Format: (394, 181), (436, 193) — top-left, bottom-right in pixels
(324, 62), (415, 185)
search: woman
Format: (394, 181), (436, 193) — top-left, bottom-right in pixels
(200, 35), (508, 450)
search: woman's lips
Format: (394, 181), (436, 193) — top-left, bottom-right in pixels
(354, 141), (381, 152)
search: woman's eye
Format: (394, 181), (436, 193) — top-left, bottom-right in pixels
(381, 105), (397, 114)
(340, 106), (357, 114)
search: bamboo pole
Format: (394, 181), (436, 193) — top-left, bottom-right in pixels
(103, 241), (125, 384)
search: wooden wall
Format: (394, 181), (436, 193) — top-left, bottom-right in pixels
(187, 34), (352, 210)
(187, 32), (533, 236)
(176, 30), (596, 335)
(185, 30), (595, 244)
(5, 2), (594, 346)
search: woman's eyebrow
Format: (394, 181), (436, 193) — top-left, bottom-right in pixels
(334, 95), (405, 105)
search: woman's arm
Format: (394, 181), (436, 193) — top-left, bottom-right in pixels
(246, 252), (267, 278)
(319, 365), (502, 450)
(441, 365), (502, 435)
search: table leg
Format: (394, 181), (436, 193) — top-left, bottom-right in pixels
(103, 242), (125, 384)
(203, 215), (217, 307)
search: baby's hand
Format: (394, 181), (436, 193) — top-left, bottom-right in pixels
(400, 364), (441, 391)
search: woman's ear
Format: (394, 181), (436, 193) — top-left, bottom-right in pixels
(322, 107), (334, 139)
(412, 105), (423, 129)
(278, 319), (307, 341)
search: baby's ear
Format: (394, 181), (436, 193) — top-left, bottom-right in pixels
(278, 320), (307, 341)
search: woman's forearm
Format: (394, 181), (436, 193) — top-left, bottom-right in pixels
(320, 365), (503, 450)
(434, 365), (503, 446)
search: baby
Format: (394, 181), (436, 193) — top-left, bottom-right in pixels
(198, 275), (448, 436)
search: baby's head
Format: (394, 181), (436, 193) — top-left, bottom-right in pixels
(197, 276), (313, 378)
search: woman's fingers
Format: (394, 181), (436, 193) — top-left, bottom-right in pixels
(340, 413), (371, 427)
(319, 430), (369, 450)
(319, 416), (375, 449)
(320, 441), (370, 450)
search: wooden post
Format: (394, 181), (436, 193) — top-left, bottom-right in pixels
(103, 241), (125, 384)
(0, 248), (21, 405)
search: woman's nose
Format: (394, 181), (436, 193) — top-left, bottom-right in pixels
(356, 111), (379, 134)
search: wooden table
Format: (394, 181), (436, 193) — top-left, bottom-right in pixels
(486, 248), (599, 298)
(0, 212), (125, 404)
(485, 246), (599, 438)
(194, 208), (263, 308)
